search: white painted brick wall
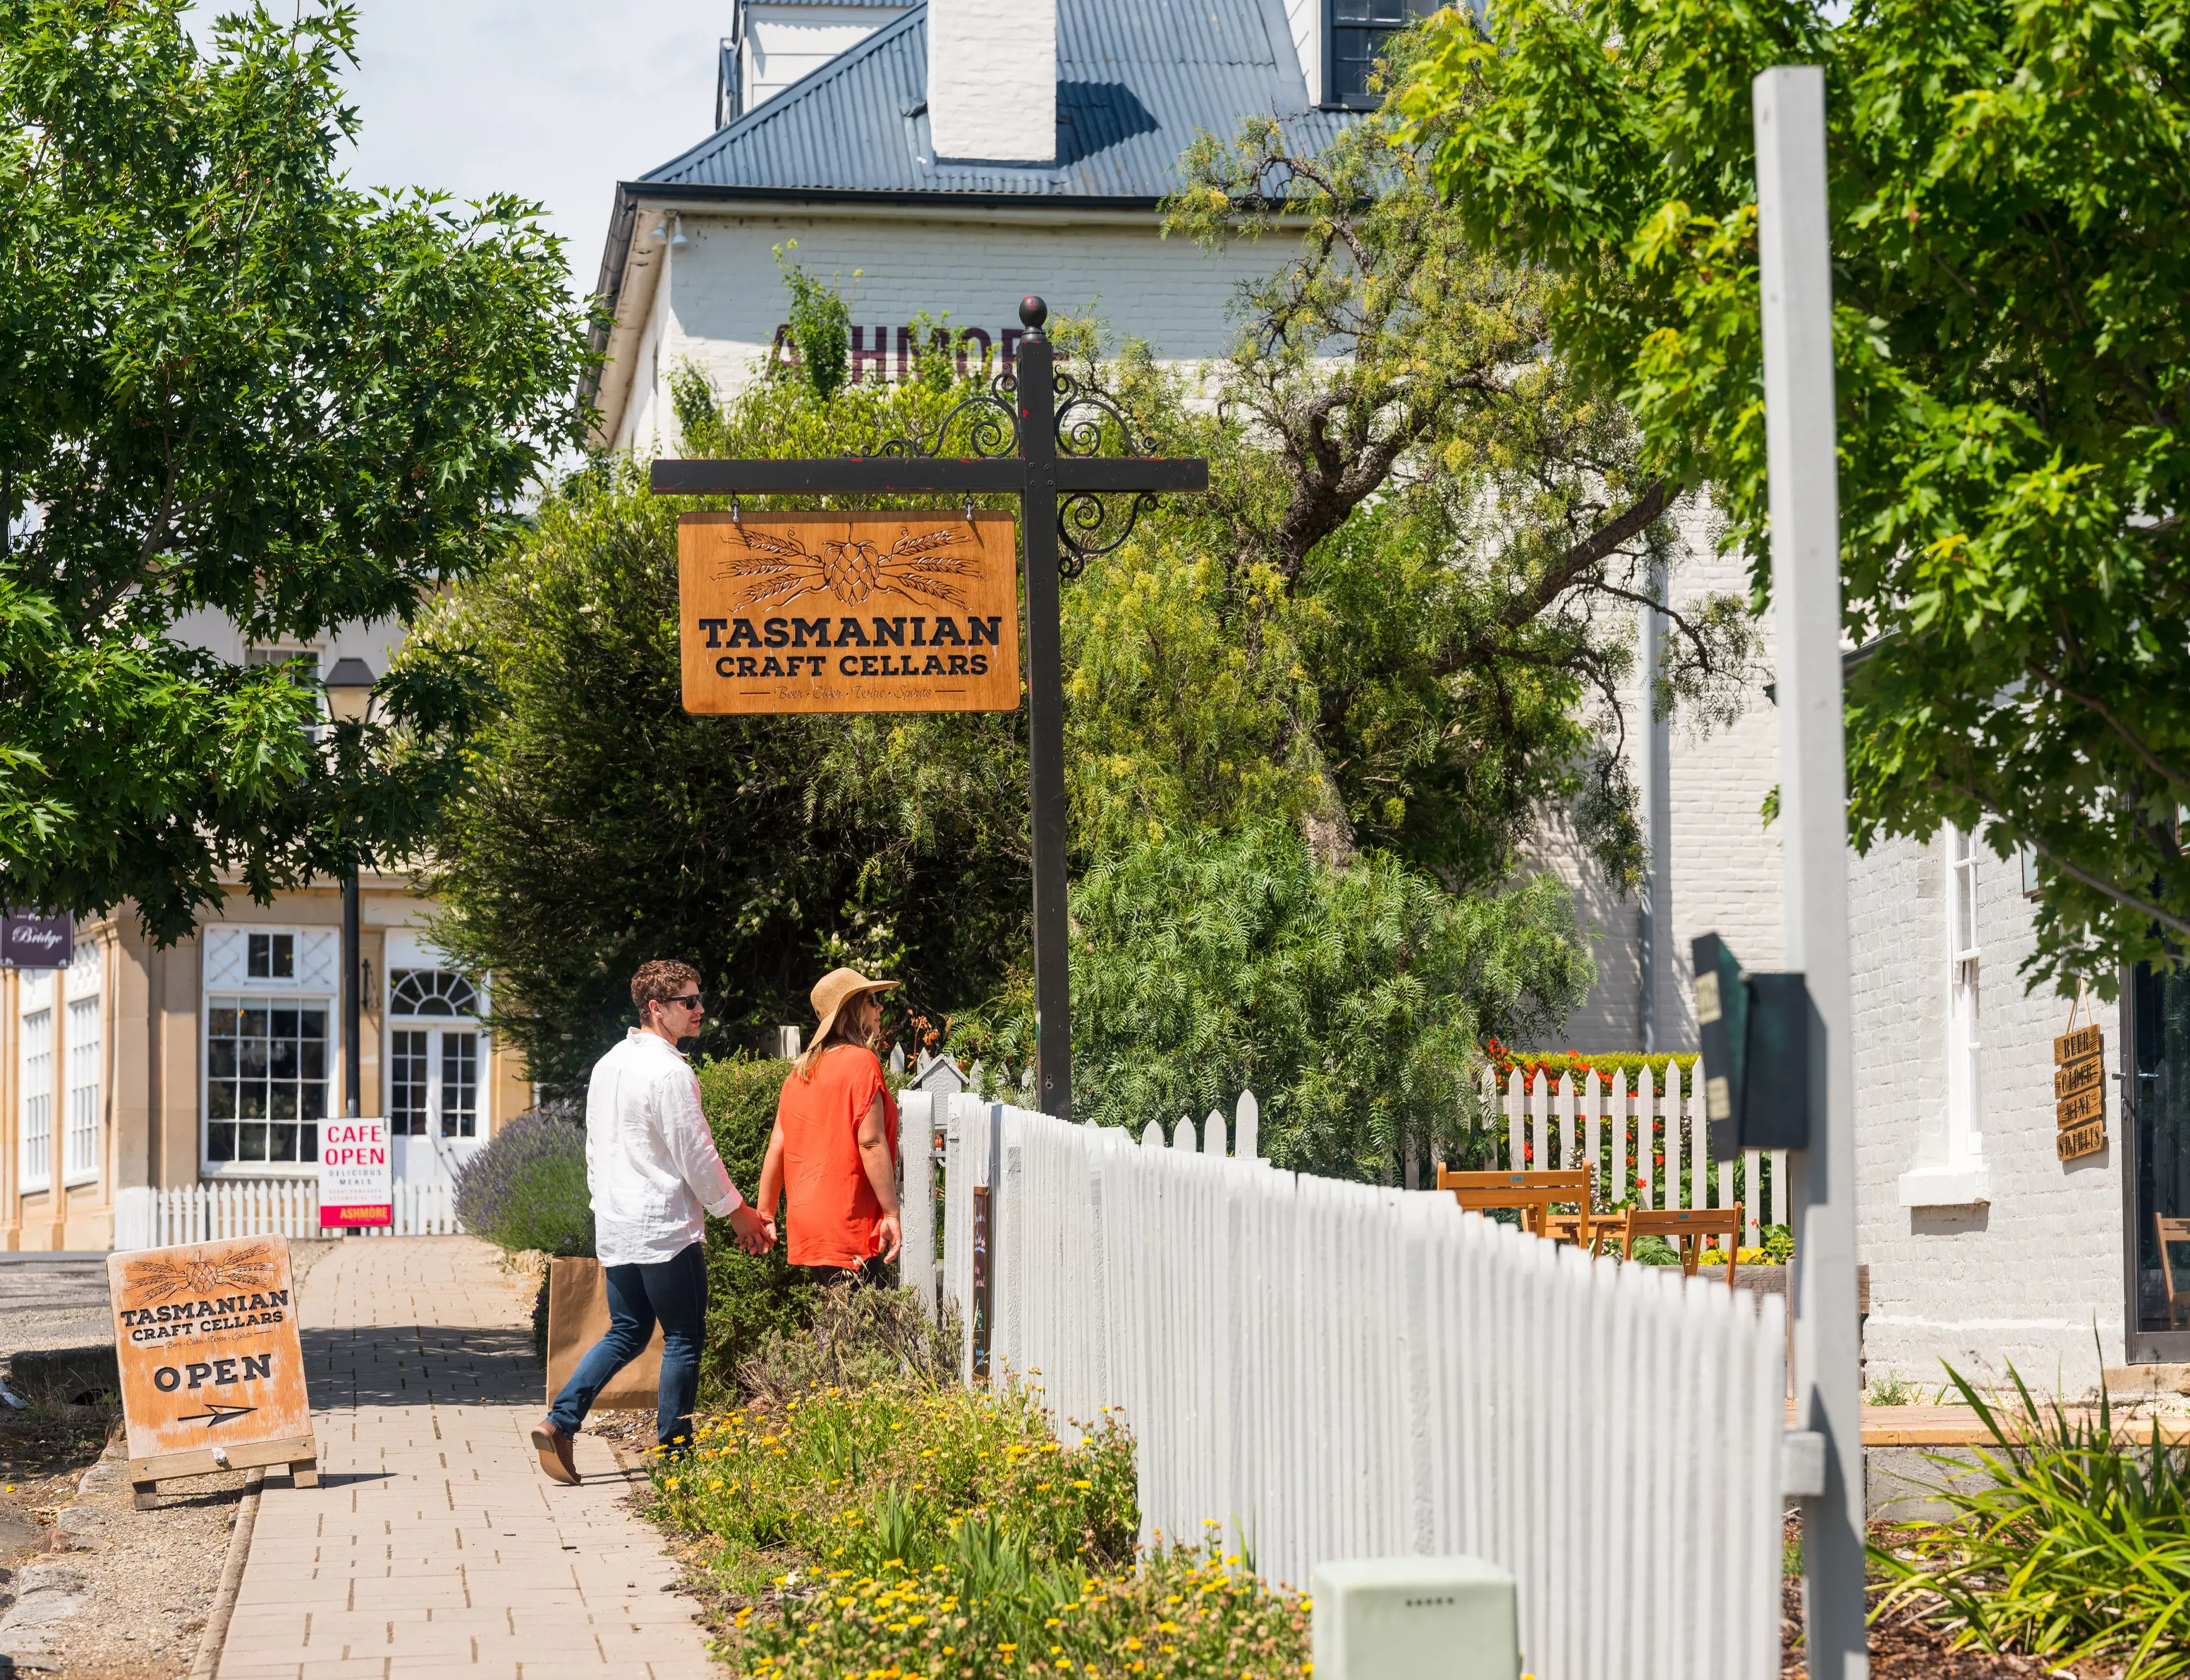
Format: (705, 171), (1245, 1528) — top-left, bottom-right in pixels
(611, 210), (1285, 450)
(1545, 511), (1782, 1052)
(1854, 830), (2127, 1393)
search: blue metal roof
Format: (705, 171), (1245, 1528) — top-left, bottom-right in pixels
(641, 0), (1350, 202)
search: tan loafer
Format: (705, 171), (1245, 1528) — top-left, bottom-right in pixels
(531, 1420), (578, 1485)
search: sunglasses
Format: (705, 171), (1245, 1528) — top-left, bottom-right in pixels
(663, 992), (706, 1011)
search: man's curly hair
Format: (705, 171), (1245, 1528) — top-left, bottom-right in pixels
(630, 958), (701, 1019)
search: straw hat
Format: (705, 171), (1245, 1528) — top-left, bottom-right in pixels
(810, 966), (898, 1048)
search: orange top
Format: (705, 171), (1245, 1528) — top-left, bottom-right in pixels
(776, 1045), (899, 1267)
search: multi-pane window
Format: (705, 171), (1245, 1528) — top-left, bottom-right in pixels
(391, 1029), (430, 1137)
(65, 996), (99, 1182)
(1327, 0), (1437, 109)
(248, 932), (296, 980)
(245, 647), (322, 739)
(205, 1003), (327, 1163)
(389, 968), (479, 1017)
(441, 1033), (479, 1138)
(1945, 825), (1984, 1164)
(387, 968), (481, 1139)
(19, 999), (51, 1191)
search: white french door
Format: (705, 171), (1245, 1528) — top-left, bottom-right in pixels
(387, 1023), (484, 1184)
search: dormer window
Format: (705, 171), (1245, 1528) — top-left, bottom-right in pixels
(1325, 0), (1438, 110)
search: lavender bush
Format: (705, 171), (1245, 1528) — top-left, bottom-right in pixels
(454, 1107), (593, 1257)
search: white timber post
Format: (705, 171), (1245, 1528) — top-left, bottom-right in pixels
(1756, 62), (1867, 1680)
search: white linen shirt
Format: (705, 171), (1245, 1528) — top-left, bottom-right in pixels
(586, 1030), (744, 1267)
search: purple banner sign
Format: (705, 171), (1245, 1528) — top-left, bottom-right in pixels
(1, 913), (73, 969)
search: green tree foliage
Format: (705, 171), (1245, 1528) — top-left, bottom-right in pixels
(411, 360), (1032, 1094)
(1067, 822), (1585, 1176)
(1397, 0), (2190, 992)
(777, 242), (852, 404)
(0, 0), (590, 939)
(1151, 92), (1758, 885)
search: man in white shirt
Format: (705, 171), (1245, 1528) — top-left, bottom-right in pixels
(531, 959), (772, 1485)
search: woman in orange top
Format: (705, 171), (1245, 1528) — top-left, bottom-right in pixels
(757, 967), (902, 1282)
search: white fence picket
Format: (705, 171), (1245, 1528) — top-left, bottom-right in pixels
(961, 1100), (1785, 1680)
(114, 1176), (464, 1248)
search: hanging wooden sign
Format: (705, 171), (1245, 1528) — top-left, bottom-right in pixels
(2057, 1085), (2105, 1128)
(677, 511), (1021, 714)
(2057, 1118), (2107, 1162)
(2053, 1056), (2104, 1102)
(2051, 983), (2107, 1155)
(2055, 1023), (2103, 1066)
(110, 1235), (319, 1509)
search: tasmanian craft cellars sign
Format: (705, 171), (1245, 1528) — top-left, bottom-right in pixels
(110, 1236), (317, 1498)
(2055, 1014), (2107, 1163)
(678, 512), (1021, 714)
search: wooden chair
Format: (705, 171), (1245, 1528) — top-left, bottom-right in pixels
(2158, 1215), (2190, 1329)
(1436, 1169), (1593, 1241)
(1594, 1204), (1746, 1284)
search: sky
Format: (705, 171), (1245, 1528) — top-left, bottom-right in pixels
(181, 1), (732, 295)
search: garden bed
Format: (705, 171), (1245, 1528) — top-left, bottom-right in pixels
(623, 1294), (1310, 1679)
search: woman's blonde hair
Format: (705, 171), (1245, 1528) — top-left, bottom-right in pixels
(793, 992), (879, 1081)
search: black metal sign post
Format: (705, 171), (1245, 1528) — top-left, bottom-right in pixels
(651, 296), (1207, 1119)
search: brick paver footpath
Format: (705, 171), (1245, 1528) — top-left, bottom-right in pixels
(214, 1236), (719, 1680)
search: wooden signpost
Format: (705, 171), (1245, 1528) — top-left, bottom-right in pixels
(678, 511), (1021, 714)
(110, 1234), (317, 1508)
(2054, 992), (2107, 1163)
(654, 296), (1207, 1119)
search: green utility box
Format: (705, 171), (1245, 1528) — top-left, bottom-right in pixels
(1309, 1556), (1521, 1680)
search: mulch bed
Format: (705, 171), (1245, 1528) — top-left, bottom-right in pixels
(1780, 1518), (2120, 1680)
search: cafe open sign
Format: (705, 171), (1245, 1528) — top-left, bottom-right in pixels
(319, 1116), (392, 1228)
(678, 512), (1021, 714)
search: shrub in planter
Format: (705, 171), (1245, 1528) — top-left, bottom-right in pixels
(695, 1055), (815, 1399)
(454, 1109), (594, 1257)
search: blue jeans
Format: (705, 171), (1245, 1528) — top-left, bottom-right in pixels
(546, 1241), (705, 1452)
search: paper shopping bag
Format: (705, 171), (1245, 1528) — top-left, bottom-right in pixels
(544, 1256), (663, 1411)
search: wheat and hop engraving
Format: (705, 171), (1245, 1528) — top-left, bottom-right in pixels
(125, 1244), (279, 1304)
(716, 523), (984, 609)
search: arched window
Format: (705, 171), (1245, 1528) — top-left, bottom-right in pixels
(389, 968), (479, 1018)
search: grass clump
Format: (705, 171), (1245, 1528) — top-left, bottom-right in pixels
(1872, 1358), (2190, 1677)
(652, 1377), (1137, 1596)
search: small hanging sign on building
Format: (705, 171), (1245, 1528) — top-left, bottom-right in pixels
(2057, 1119), (2107, 1162)
(110, 1235), (319, 1509)
(2053, 987), (2106, 1159)
(678, 511), (1022, 714)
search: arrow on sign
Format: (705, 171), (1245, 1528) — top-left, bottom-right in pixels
(175, 1403), (258, 1430)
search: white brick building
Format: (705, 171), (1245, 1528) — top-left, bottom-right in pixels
(585, 0), (2187, 1385)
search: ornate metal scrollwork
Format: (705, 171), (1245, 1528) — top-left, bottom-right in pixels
(862, 370), (1021, 461)
(1057, 490), (1160, 578)
(1052, 372), (1164, 575)
(849, 350), (1169, 580)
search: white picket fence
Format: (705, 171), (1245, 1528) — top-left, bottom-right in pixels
(1480, 1064), (1788, 1248)
(114, 1179), (463, 1248)
(900, 1090), (1786, 1680)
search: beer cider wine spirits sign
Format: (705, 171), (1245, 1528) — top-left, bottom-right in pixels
(110, 1235), (318, 1502)
(320, 1116), (392, 1227)
(678, 512), (1022, 714)
(2055, 1018), (2107, 1163)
